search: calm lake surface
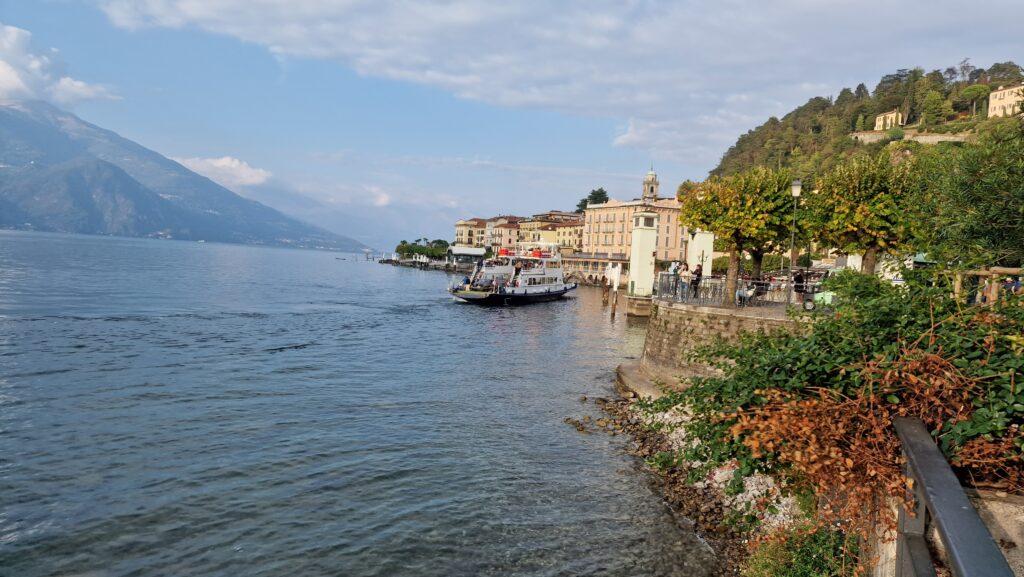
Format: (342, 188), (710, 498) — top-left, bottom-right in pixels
(0, 231), (713, 577)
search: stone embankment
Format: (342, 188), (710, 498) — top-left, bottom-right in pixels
(612, 298), (1024, 577)
(621, 300), (797, 398)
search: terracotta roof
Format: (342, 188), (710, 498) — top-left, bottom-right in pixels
(495, 223), (520, 229)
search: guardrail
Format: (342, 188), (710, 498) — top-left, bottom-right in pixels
(656, 272), (726, 306)
(655, 272), (824, 308)
(893, 417), (1013, 577)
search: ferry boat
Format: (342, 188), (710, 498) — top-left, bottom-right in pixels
(449, 242), (578, 305)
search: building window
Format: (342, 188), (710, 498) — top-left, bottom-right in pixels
(644, 217), (654, 227)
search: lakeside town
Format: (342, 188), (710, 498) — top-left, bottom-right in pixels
(387, 70), (1024, 576)
(4, 5), (1024, 577)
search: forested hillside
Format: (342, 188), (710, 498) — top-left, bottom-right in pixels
(711, 59), (1023, 183)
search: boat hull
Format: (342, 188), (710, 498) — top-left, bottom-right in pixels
(451, 284), (577, 306)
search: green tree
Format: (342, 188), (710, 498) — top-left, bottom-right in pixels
(576, 187), (609, 213)
(678, 167), (796, 305)
(920, 90), (946, 127)
(810, 148), (919, 274)
(922, 118), (1024, 267)
(959, 84), (991, 116)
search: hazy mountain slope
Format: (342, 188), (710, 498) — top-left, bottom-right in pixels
(0, 100), (367, 250)
(0, 158), (186, 236)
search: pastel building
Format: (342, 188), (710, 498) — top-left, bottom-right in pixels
(553, 222), (583, 251)
(564, 169), (702, 286)
(454, 218), (487, 247)
(493, 222), (521, 250)
(988, 84), (1024, 118)
(874, 109), (904, 131)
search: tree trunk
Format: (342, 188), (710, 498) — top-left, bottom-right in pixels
(751, 250), (765, 279)
(861, 247), (879, 275)
(724, 247), (740, 308)
(790, 245), (799, 271)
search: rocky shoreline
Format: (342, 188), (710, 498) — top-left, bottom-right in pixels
(568, 392), (748, 576)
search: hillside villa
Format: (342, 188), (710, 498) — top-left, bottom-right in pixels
(988, 84), (1024, 118)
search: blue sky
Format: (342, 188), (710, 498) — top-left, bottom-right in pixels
(1, 1), (1022, 248)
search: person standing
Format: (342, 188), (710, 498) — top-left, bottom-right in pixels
(691, 264), (703, 299)
(793, 269), (806, 304)
(678, 262), (691, 300)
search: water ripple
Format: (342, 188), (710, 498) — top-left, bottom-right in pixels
(0, 231), (712, 577)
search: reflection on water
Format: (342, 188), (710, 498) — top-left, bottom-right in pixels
(0, 231), (714, 577)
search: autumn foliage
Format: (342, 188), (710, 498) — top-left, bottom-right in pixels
(731, 349), (1017, 541)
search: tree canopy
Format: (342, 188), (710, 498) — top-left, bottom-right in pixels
(712, 60), (1023, 185)
(919, 118), (1024, 267)
(576, 187), (609, 213)
(809, 148), (919, 273)
(678, 167), (795, 303)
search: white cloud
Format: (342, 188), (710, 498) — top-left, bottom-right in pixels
(173, 155), (272, 189)
(0, 23), (118, 105)
(369, 187), (392, 207)
(98, 1), (1024, 167)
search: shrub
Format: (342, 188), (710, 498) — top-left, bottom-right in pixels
(668, 269), (1023, 550)
(743, 523), (858, 577)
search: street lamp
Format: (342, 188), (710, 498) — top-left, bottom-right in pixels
(787, 179), (802, 305)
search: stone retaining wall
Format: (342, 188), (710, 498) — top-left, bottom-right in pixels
(641, 300), (797, 374)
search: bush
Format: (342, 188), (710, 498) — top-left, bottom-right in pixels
(667, 269), (1023, 547)
(743, 524), (858, 577)
(885, 127), (904, 141)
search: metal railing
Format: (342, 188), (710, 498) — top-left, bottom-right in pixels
(656, 272), (726, 306)
(655, 272), (830, 309)
(893, 418), (1013, 577)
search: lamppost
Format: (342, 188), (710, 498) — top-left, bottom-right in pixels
(787, 179), (802, 305)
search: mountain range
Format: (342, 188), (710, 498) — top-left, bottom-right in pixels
(0, 100), (367, 251)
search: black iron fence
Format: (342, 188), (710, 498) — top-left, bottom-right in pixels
(893, 417), (1013, 577)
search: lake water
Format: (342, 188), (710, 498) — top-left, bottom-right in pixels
(0, 231), (714, 577)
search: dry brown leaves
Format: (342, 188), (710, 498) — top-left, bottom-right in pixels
(730, 349), (983, 543)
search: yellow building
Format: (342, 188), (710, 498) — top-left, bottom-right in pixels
(874, 109), (903, 131)
(521, 223), (558, 244)
(518, 218), (545, 238)
(553, 222), (583, 251)
(988, 84), (1024, 118)
(454, 218), (487, 247)
(564, 169), (691, 285)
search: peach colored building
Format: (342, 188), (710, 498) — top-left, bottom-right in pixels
(493, 222), (521, 250)
(988, 84), (1024, 118)
(564, 169), (692, 285)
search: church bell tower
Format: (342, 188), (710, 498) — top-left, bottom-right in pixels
(641, 165), (659, 202)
